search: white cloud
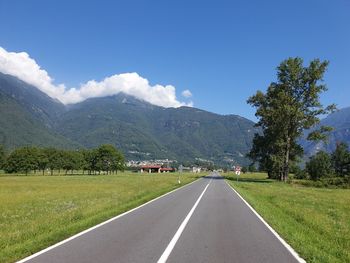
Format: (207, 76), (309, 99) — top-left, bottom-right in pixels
(0, 46), (192, 108)
(181, 89), (192, 98)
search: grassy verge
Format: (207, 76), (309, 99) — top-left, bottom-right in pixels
(292, 177), (350, 189)
(225, 172), (350, 263)
(0, 172), (204, 263)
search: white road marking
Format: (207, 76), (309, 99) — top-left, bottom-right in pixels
(16, 178), (202, 263)
(157, 180), (211, 263)
(225, 181), (306, 263)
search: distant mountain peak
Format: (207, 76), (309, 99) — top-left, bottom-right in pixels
(301, 106), (350, 155)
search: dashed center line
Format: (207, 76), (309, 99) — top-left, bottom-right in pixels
(157, 180), (211, 263)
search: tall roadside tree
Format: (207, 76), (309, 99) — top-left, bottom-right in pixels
(248, 57), (336, 181)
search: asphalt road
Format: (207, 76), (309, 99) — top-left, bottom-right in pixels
(20, 173), (302, 263)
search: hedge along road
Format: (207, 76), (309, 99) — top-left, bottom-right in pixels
(18, 173), (304, 263)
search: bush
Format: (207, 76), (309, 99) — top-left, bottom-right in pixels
(306, 151), (333, 180)
(295, 168), (308, 179)
(293, 177), (350, 188)
(323, 177), (349, 188)
(332, 142), (350, 177)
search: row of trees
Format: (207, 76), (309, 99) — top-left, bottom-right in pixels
(304, 142), (350, 180)
(0, 144), (125, 175)
(247, 57), (336, 181)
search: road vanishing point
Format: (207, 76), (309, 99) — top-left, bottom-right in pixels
(18, 173), (304, 263)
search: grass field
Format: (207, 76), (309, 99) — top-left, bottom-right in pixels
(226, 172), (350, 263)
(0, 172), (204, 263)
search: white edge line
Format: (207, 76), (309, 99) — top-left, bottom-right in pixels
(157, 180), (211, 263)
(16, 177), (202, 263)
(225, 181), (306, 263)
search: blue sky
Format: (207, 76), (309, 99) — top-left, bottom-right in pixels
(0, 0), (349, 120)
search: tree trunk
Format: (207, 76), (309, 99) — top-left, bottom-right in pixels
(283, 137), (291, 182)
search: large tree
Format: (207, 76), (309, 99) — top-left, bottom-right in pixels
(4, 146), (38, 175)
(61, 150), (84, 174)
(248, 57), (336, 181)
(81, 149), (98, 175)
(96, 144), (125, 174)
(44, 148), (64, 175)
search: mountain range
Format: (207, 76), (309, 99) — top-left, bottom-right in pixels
(0, 72), (258, 166)
(1, 71), (349, 166)
(301, 107), (350, 156)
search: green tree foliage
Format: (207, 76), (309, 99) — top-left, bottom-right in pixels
(96, 144), (124, 174)
(0, 144), (5, 169)
(3, 145), (125, 175)
(4, 146), (38, 175)
(61, 151), (83, 175)
(36, 148), (49, 175)
(44, 148), (63, 175)
(248, 163), (257, 173)
(306, 151), (333, 180)
(81, 149), (98, 174)
(331, 142), (350, 177)
(247, 57), (336, 181)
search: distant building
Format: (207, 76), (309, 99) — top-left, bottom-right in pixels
(140, 165), (161, 173)
(140, 166), (175, 173)
(192, 167), (201, 173)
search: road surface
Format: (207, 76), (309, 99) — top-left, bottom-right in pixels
(19, 173), (302, 263)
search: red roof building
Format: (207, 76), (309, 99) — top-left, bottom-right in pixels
(140, 166), (175, 173)
(140, 165), (161, 173)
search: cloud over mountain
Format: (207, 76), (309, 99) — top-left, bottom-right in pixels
(0, 46), (192, 107)
(182, 89), (192, 98)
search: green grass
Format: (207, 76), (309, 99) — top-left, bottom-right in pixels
(0, 172), (204, 263)
(225, 172), (350, 263)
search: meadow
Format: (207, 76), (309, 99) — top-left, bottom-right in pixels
(226, 173), (350, 263)
(0, 171), (203, 263)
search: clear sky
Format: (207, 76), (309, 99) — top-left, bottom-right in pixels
(0, 0), (349, 121)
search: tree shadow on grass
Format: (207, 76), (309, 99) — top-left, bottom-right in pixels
(224, 176), (274, 184)
(204, 175), (225, 180)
